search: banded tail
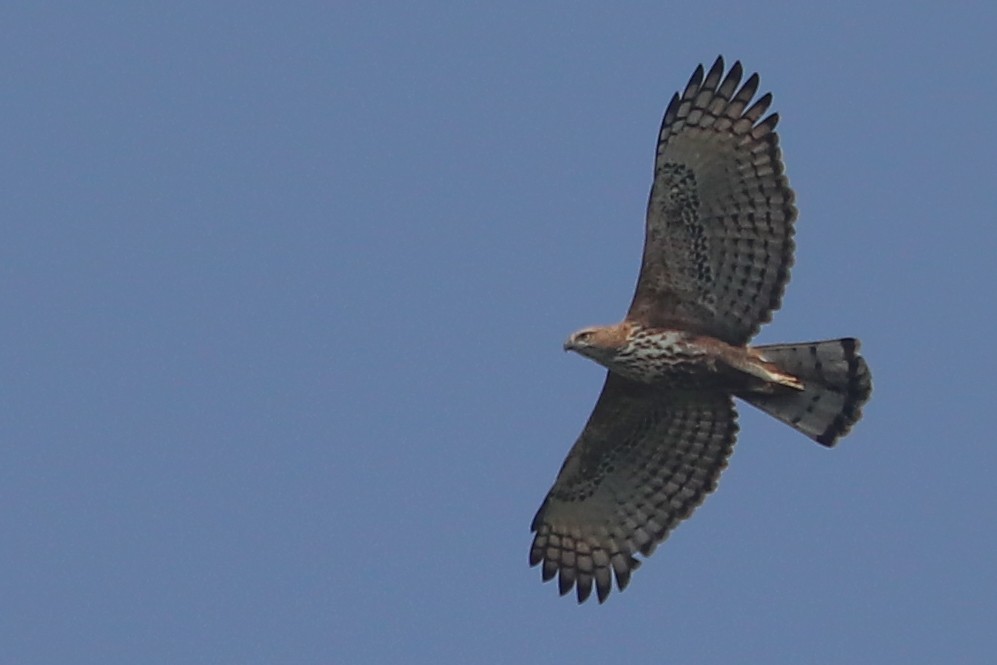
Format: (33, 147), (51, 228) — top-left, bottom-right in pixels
(740, 338), (872, 447)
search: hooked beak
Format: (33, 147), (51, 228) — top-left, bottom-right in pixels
(563, 336), (575, 352)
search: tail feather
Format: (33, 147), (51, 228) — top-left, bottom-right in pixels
(740, 338), (872, 447)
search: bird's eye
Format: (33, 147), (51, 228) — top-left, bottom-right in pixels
(576, 331), (593, 343)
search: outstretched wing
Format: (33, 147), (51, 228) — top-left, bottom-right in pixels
(628, 56), (797, 345)
(530, 374), (738, 603)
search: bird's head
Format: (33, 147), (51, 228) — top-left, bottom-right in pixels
(563, 322), (632, 365)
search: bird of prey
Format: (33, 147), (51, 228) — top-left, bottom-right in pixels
(530, 57), (872, 603)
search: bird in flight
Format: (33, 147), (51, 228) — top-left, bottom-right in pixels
(530, 57), (872, 603)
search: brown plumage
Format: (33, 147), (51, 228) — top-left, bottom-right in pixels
(530, 57), (872, 604)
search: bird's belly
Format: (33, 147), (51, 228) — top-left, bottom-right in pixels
(610, 336), (721, 385)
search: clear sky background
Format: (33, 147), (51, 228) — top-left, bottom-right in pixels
(3, 3), (996, 664)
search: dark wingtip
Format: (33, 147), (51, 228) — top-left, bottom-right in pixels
(576, 580), (593, 603)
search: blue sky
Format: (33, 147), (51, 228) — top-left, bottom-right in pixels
(3, 3), (996, 663)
